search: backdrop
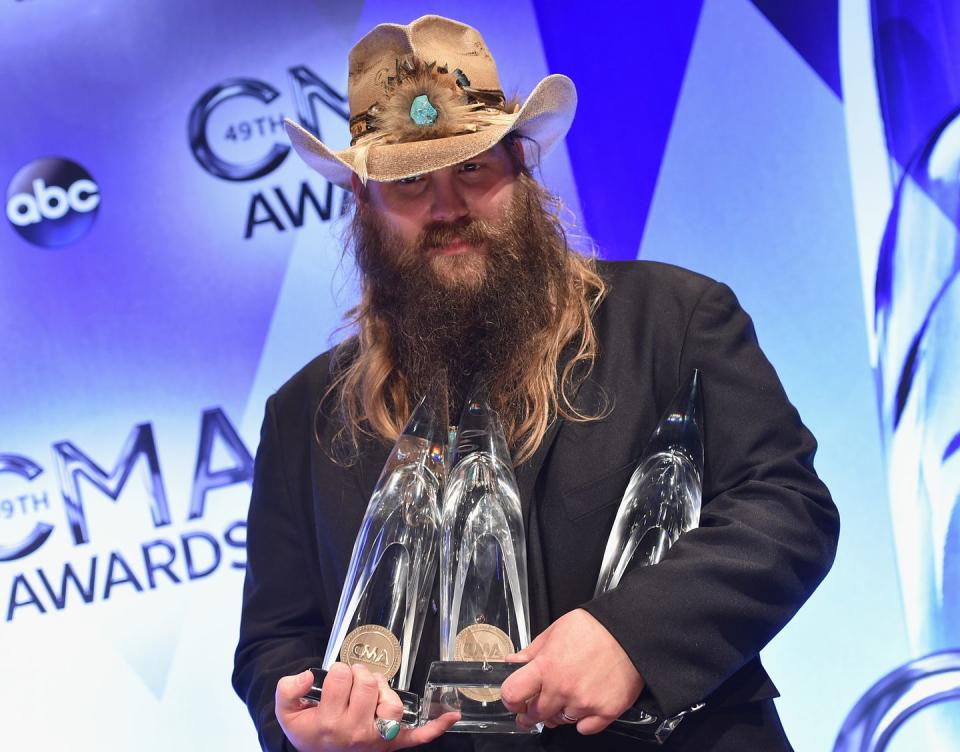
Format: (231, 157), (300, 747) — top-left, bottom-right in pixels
(2, 1), (958, 750)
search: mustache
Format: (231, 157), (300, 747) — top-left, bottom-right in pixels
(416, 218), (493, 253)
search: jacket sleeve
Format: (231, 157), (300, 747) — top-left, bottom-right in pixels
(232, 394), (328, 751)
(579, 280), (840, 717)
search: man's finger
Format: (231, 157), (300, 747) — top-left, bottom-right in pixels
(500, 660), (544, 711)
(519, 691), (563, 726)
(344, 664), (381, 727)
(506, 627), (549, 663)
(392, 712), (460, 749)
(275, 669), (316, 714)
(318, 661), (353, 717)
(375, 673), (404, 721)
(576, 715), (615, 736)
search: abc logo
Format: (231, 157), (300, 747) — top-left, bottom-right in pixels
(5, 158), (100, 247)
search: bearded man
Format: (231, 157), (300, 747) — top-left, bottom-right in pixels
(232, 15), (839, 752)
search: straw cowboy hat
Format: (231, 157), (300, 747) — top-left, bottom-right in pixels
(284, 14), (577, 188)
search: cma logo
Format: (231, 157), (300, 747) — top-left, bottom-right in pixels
(0, 407), (251, 562)
(351, 643), (391, 666)
(461, 641), (507, 660)
(189, 65), (347, 183)
(189, 65), (352, 238)
(5, 158), (100, 248)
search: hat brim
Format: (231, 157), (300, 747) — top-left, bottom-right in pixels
(284, 74), (577, 189)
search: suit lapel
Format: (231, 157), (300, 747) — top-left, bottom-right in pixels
(348, 438), (391, 507)
(515, 346), (597, 633)
(514, 343), (593, 527)
(514, 415), (563, 531)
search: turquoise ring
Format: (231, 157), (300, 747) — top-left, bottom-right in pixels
(375, 717), (401, 742)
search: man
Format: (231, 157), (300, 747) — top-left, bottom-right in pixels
(232, 15), (839, 752)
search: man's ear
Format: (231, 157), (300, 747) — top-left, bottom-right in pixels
(506, 137), (526, 175)
(351, 173), (368, 206)
(512, 138), (525, 165)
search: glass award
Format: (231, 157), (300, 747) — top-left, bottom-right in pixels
(595, 369), (705, 594)
(420, 393), (539, 734)
(596, 370), (707, 743)
(302, 390), (448, 726)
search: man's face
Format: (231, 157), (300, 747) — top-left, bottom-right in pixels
(349, 142), (568, 410)
(352, 143), (519, 287)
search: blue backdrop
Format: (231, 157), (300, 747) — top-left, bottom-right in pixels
(2, 1), (958, 749)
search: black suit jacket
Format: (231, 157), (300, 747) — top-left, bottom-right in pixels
(233, 260), (839, 751)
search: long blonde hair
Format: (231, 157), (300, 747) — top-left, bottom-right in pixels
(324, 168), (608, 465)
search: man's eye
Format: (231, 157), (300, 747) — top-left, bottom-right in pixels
(397, 175), (422, 185)
(460, 162), (481, 172)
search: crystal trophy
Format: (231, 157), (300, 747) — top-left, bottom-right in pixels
(420, 393), (538, 733)
(302, 391), (448, 726)
(597, 370), (707, 743)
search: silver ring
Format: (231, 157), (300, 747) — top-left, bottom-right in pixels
(375, 717), (401, 741)
(560, 710), (579, 724)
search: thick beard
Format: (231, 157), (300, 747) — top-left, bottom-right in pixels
(352, 174), (570, 419)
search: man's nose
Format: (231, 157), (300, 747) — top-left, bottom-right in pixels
(428, 172), (469, 223)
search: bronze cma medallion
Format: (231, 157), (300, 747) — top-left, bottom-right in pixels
(454, 624), (515, 702)
(340, 624), (402, 681)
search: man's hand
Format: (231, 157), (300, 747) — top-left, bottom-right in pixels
(275, 662), (459, 751)
(501, 608), (645, 735)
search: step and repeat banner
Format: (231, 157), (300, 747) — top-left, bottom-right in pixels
(2, 1), (957, 750)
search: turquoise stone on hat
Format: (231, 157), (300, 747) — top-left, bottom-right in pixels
(410, 94), (438, 126)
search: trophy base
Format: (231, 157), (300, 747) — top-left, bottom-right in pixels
(303, 667), (421, 726)
(607, 702), (705, 744)
(420, 661), (542, 734)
